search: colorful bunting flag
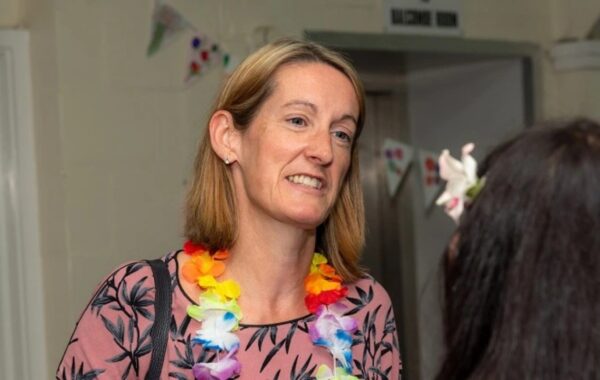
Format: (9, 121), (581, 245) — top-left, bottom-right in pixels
(185, 33), (232, 82)
(418, 149), (443, 209)
(382, 138), (414, 197)
(147, 3), (192, 57)
(145, 2), (240, 83)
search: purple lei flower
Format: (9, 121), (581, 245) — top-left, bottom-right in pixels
(192, 348), (241, 380)
(309, 304), (358, 371)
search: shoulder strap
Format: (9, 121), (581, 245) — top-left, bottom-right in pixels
(146, 259), (172, 380)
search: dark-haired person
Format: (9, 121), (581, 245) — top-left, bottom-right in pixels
(435, 118), (600, 380)
(57, 39), (402, 379)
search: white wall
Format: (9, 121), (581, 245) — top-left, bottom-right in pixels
(0, 0), (599, 377)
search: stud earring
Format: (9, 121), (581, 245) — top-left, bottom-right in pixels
(224, 156), (230, 165)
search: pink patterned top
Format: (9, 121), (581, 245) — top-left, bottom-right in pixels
(57, 251), (402, 379)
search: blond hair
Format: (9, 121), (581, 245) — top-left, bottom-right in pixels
(185, 38), (366, 281)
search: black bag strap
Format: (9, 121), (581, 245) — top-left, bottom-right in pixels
(146, 259), (172, 380)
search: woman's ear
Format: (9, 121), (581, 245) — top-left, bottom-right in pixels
(208, 110), (240, 165)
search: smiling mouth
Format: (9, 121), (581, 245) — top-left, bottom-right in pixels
(286, 175), (323, 190)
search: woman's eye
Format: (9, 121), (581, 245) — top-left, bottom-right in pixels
(333, 130), (353, 144)
(288, 117), (307, 127)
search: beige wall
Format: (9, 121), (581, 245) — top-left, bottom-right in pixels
(0, 0), (22, 26)
(1, 0), (599, 377)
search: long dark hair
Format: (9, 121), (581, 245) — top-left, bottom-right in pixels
(436, 118), (600, 380)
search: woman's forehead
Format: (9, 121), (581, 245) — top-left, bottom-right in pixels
(267, 62), (360, 116)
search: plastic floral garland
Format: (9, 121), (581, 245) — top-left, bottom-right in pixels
(181, 241), (359, 380)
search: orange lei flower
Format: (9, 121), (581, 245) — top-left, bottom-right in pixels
(303, 253), (348, 313)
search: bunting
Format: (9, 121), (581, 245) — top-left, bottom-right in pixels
(382, 138), (414, 197)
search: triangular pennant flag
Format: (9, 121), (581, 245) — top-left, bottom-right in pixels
(382, 138), (414, 197)
(418, 149), (443, 209)
(147, 4), (191, 56)
(185, 33), (231, 82)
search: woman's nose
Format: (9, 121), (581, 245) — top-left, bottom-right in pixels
(305, 128), (333, 165)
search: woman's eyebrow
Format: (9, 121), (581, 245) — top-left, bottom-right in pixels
(282, 100), (317, 112)
(337, 114), (358, 126)
(283, 100), (358, 125)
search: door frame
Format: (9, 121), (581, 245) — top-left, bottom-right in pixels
(0, 30), (48, 379)
(306, 30), (540, 380)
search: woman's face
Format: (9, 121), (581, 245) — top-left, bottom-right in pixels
(231, 62), (359, 230)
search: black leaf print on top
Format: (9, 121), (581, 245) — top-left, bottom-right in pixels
(168, 372), (188, 380)
(353, 358), (364, 374)
(125, 262), (144, 276)
(121, 361), (132, 380)
(368, 367), (390, 378)
(261, 338), (287, 372)
(356, 299), (398, 379)
(170, 332), (218, 380)
(347, 281), (401, 379)
(284, 322), (298, 353)
(246, 326), (270, 351)
(170, 335), (196, 369)
(101, 315), (125, 345)
(58, 357), (105, 380)
(346, 284), (374, 316)
(137, 341), (153, 356)
(270, 325), (278, 344)
(107, 350), (129, 363)
(90, 262), (155, 378)
(290, 354), (317, 380)
(297, 314), (316, 333)
(90, 291), (116, 314)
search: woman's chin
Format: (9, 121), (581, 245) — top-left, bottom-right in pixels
(282, 211), (328, 231)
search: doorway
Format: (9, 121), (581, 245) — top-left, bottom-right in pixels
(309, 30), (539, 380)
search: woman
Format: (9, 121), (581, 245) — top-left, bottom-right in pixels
(57, 38), (402, 379)
(435, 118), (600, 379)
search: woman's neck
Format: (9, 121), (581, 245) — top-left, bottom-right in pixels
(224, 221), (316, 324)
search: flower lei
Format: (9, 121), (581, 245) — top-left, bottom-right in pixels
(181, 241), (359, 380)
(436, 143), (485, 223)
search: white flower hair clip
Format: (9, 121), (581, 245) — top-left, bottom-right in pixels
(435, 143), (485, 223)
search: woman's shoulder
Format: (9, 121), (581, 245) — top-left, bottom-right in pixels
(96, 255), (165, 285)
(101, 251), (176, 279)
(346, 275), (392, 301)
(86, 251), (178, 308)
(56, 252), (178, 379)
(344, 275), (394, 313)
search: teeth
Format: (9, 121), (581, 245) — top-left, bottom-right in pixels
(287, 175), (322, 189)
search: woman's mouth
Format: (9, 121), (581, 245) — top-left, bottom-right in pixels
(286, 174), (323, 190)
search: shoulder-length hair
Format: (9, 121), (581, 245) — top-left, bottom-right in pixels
(436, 118), (600, 380)
(184, 38), (366, 281)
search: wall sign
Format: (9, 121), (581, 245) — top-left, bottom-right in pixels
(384, 0), (462, 36)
